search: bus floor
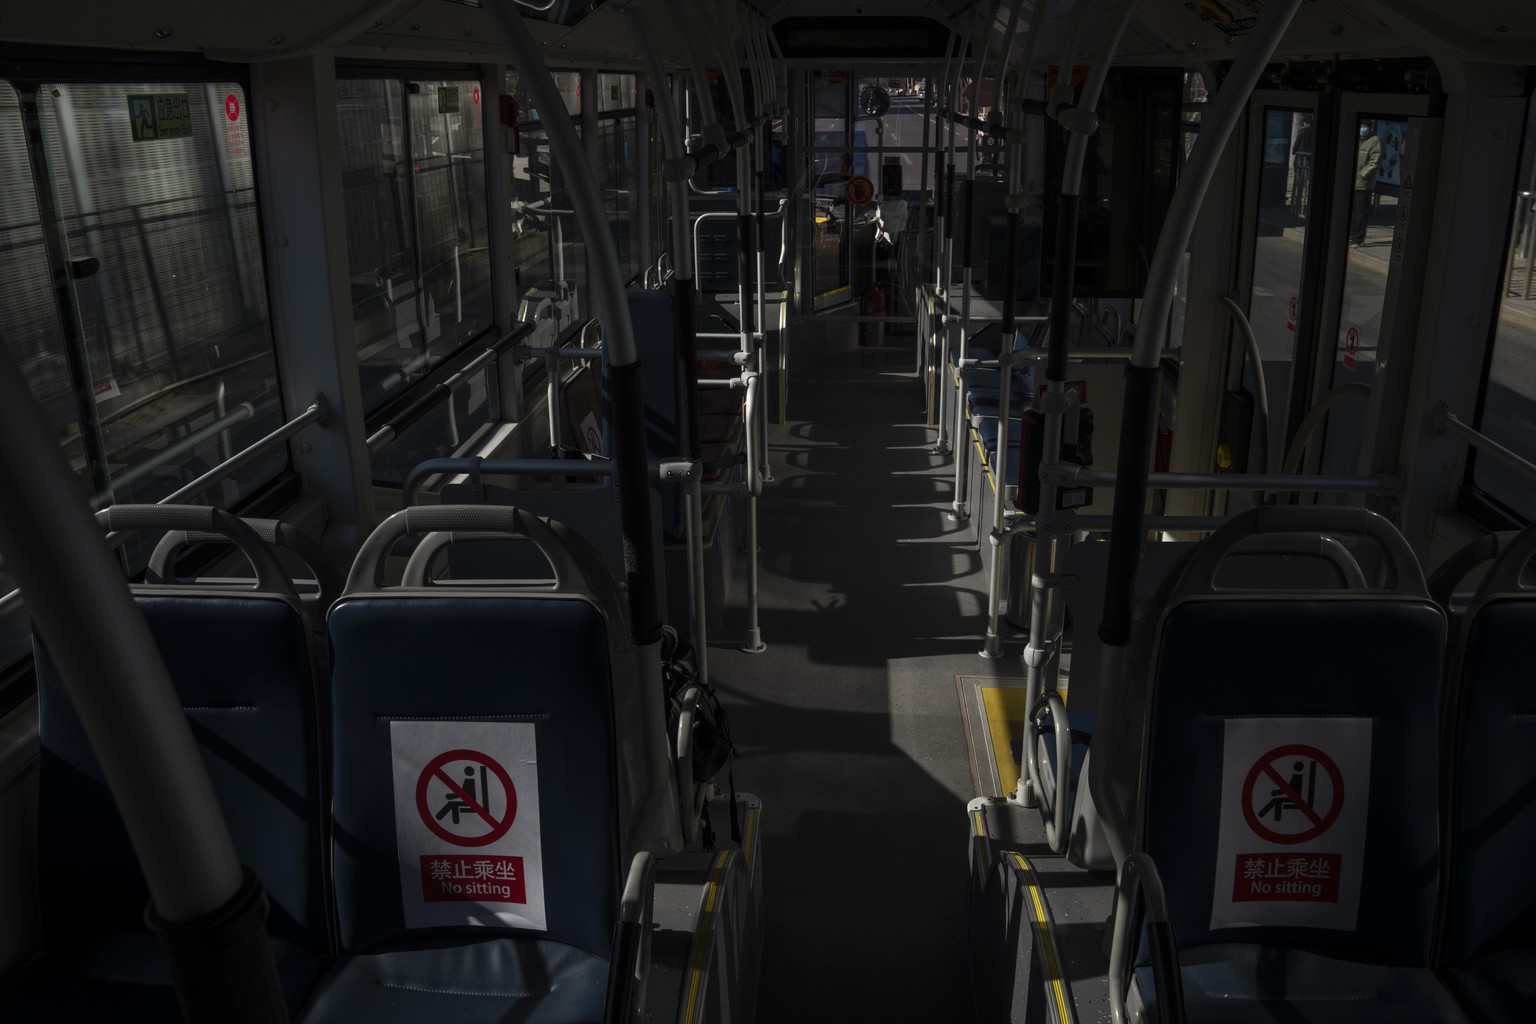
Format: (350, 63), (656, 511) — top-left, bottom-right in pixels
(707, 321), (1016, 1021)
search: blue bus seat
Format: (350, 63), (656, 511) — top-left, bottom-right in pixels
(302, 505), (666, 1023)
(1438, 524), (1536, 1023)
(5, 506), (332, 1021)
(626, 288), (744, 539)
(1106, 508), (1465, 1022)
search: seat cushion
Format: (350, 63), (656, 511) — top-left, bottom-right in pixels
(1443, 946), (1536, 1024)
(1136, 944), (1471, 1023)
(298, 938), (607, 1024)
(2, 932), (327, 1022)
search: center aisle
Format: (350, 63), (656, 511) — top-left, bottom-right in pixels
(709, 332), (1003, 1021)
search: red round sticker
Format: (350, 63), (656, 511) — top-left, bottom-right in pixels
(225, 94), (240, 122)
(845, 175), (876, 206)
(414, 748), (518, 848)
(472, 86), (481, 106)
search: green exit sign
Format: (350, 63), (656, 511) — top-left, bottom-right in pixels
(127, 94), (192, 141)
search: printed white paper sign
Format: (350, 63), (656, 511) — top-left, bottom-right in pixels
(390, 720), (546, 931)
(1210, 717), (1372, 931)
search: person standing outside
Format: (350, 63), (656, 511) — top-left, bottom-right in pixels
(1351, 119), (1382, 245)
(1291, 115), (1314, 214)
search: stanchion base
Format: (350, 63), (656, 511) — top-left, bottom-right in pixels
(950, 503), (969, 523)
(1010, 780), (1040, 810)
(979, 636), (1004, 659)
(740, 634), (767, 654)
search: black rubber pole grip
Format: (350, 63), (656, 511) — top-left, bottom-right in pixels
(1098, 363), (1162, 646)
(144, 867), (287, 1024)
(674, 276), (702, 462)
(610, 361), (664, 645)
(1047, 192), (1080, 383)
(1000, 209), (1020, 333)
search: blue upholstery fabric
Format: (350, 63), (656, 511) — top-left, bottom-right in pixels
(1439, 596), (1536, 1023)
(629, 288), (681, 459)
(1441, 599), (1536, 962)
(974, 416), (1023, 455)
(1136, 945), (1470, 1023)
(326, 596), (619, 958)
(12, 595), (330, 1017)
(298, 937), (607, 1024)
(1142, 599), (1446, 963)
(1443, 947), (1536, 1023)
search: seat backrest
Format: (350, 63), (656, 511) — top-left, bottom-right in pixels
(1440, 524), (1536, 964)
(629, 287), (682, 456)
(1091, 520), (1378, 866)
(34, 506), (330, 957)
(327, 505), (640, 957)
(1127, 509), (1447, 963)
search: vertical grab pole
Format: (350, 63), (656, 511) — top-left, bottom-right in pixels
(950, 0), (1003, 523)
(741, 371), (766, 653)
(1094, 0), (1307, 736)
(632, 3), (708, 677)
(978, 0), (1028, 660)
(1016, 0), (1137, 811)
(928, 27), (959, 441)
(685, 0), (766, 653)
(937, 7), (980, 456)
(490, 1), (682, 854)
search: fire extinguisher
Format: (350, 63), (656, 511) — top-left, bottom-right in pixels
(862, 283), (887, 317)
(860, 282), (887, 343)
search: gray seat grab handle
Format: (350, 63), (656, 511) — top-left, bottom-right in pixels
(398, 527), (600, 589)
(146, 518), (344, 608)
(1224, 532), (1370, 590)
(345, 505), (610, 598)
(1475, 521), (1536, 597)
(1174, 506), (1427, 599)
(95, 505), (297, 600)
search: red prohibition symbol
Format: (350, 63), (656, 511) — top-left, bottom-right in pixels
(1241, 743), (1344, 845)
(415, 748), (517, 847)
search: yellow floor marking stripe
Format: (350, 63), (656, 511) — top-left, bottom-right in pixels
(980, 686), (1030, 795)
(1012, 852), (1076, 1024)
(681, 850), (735, 1024)
(742, 806), (759, 868)
(978, 686), (1072, 798)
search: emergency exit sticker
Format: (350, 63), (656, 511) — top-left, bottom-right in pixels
(390, 721), (546, 931)
(1209, 717), (1371, 931)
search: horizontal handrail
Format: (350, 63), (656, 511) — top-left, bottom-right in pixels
(367, 326), (530, 454)
(1056, 463), (1400, 494)
(90, 403), (256, 510)
(1, 397), (327, 618)
(1436, 404), (1536, 486)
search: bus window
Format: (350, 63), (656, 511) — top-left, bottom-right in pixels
(1473, 91), (1536, 521)
(37, 82), (288, 515)
(337, 75), (494, 417)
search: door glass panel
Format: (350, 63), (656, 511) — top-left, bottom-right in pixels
(812, 72), (852, 308)
(1244, 107), (1313, 471)
(1318, 115), (1415, 480)
(1473, 93), (1536, 520)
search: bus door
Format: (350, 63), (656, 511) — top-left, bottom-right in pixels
(1234, 89), (1433, 502)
